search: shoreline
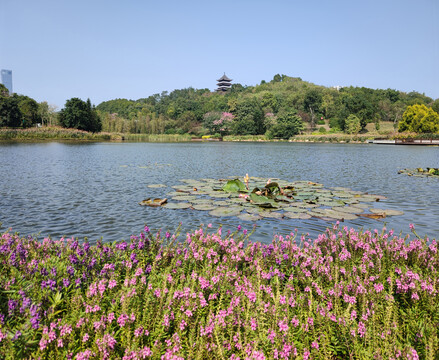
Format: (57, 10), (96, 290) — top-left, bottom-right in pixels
(2, 127), (438, 145)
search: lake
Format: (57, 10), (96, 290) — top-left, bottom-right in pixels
(1, 141), (438, 243)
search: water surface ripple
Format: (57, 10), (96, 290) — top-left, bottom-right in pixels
(1, 142), (438, 243)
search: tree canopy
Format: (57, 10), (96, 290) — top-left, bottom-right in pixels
(398, 104), (439, 133)
(59, 98), (102, 133)
(95, 75), (437, 137)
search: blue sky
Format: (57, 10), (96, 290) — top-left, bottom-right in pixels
(1, 0), (438, 108)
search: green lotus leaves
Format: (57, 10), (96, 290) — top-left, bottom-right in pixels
(171, 195), (197, 201)
(209, 207), (242, 217)
(398, 168), (439, 177)
(259, 211), (284, 219)
(163, 202), (192, 209)
(335, 206), (365, 214)
(284, 212), (312, 219)
(192, 204), (217, 211)
(142, 176), (401, 223)
(249, 193), (279, 208)
(191, 199), (213, 204)
(237, 213), (262, 222)
(147, 184), (167, 188)
(222, 179), (247, 192)
(369, 208), (404, 216)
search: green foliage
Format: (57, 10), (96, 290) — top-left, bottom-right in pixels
(398, 104), (439, 133)
(232, 97), (264, 135)
(92, 75), (434, 138)
(59, 98), (102, 133)
(17, 96), (41, 128)
(344, 114), (362, 134)
(318, 126), (327, 133)
(0, 94), (21, 127)
(0, 83), (9, 97)
(269, 111), (304, 139)
(38, 102), (58, 126)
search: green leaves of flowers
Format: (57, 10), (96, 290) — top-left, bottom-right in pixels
(221, 179), (247, 192)
(249, 193), (279, 209)
(142, 176), (401, 222)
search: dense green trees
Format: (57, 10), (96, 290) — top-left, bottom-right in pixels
(398, 104), (439, 133)
(0, 86), (41, 128)
(2, 75), (437, 137)
(95, 76), (437, 137)
(344, 114), (362, 134)
(266, 111), (304, 139)
(59, 98), (102, 133)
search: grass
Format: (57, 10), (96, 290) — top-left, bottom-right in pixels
(0, 223), (438, 359)
(223, 135), (268, 141)
(121, 134), (192, 142)
(0, 127), (119, 141)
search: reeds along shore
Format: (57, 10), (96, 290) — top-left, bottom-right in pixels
(0, 223), (437, 359)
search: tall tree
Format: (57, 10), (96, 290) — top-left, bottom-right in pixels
(59, 98), (102, 132)
(17, 96), (40, 128)
(398, 104), (439, 133)
(0, 94), (21, 127)
(304, 89), (323, 128)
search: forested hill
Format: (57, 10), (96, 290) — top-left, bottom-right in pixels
(96, 75), (438, 136)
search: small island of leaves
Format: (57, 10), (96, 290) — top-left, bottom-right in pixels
(398, 168), (439, 177)
(140, 176), (403, 222)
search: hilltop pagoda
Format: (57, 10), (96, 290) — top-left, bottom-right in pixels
(216, 73), (232, 92)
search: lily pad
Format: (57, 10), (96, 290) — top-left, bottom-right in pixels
(172, 195), (198, 201)
(209, 207), (242, 217)
(192, 204), (217, 211)
(259, 211), (284, 219)
(283, 212), (312, 220)
(323, 209), (358, 220)
(370, 208), (404, 216)
(147, 184), (167, 188)
(166, 191), (188, 197)
(209, 193), (231, 199)
(163, 202), (192, 209)
(283, 207), (309, 213)
(237, 213), (262, 222)
(138, 198), (167, 207)
(191, 199), (213, 204)
(222, 179), (247, 192)
(212, 200), (230, 206)
(358, 213), (387, 219)
(249, 193), (279, 208)
(335, 206), (365, 214)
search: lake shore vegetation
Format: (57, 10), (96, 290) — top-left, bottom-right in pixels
(0, 223), (438, 359)
(1, 76), (439, 142)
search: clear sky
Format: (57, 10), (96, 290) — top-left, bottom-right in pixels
(1, 0), (438, 109)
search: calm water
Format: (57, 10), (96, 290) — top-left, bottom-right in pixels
(1, 141), (438, 243)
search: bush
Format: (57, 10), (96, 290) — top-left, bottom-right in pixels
(318, 126), (326, 133)
(344, 114), (361, 134)
(398, 104), (439, 133)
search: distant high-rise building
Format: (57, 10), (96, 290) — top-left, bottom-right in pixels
(1, 69), (13, 94)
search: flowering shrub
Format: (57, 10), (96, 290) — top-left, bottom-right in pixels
(0, 224), (438, 359)
(203, 112), (235, 136)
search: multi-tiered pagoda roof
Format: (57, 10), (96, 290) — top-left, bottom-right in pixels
(216, 73), (232, 92)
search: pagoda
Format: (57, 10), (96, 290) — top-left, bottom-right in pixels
(216, 73), (232, 92)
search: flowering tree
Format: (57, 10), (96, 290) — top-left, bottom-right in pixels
(203, 111), (235, 136)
